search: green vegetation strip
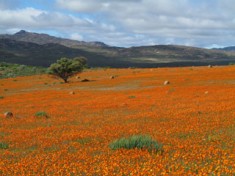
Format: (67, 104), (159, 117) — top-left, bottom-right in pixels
(0, 62), (46, 79)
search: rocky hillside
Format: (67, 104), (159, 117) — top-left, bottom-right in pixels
(0, 30), (235, 67)
(0, 30), (108, 48)
(215, 46), (235, 52)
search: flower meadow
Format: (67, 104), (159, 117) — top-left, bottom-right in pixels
(0, 66), (234, 175)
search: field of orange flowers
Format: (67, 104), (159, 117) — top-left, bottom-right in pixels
(0, 66), (235, 175)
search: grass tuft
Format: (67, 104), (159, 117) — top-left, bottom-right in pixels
(35, 111), (49, 118)
(0, 142), (9, 149)
(109, 134), (163, 153)
(128, 95), (136, 99)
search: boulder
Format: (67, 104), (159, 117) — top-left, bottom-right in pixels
(4, 112), (13, 118)
(164, 80), (170, 85)
(111, 75), (118, 79)
(69, 91), (75, 95)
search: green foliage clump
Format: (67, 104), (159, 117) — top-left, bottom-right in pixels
(0, 96), (4, 99)
(0, 62), (46, 79)
(47, 57), (87, 83)
(0, 142), (9, 149)
(128, 95), (136, 99)
(35, 111), (49, 118)
(109, 135), (163, 153)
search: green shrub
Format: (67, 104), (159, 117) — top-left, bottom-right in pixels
(128, 95), (136, 99)
(0, 96), (4, 99)
(0, 142), (9, 149)
(109, 135), (163, 153)
(35, 111), (49, 118)
(0, 62), (46, 79)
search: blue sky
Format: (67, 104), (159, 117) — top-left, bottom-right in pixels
(0, 0), (235, 48)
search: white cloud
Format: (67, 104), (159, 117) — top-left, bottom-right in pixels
(54, 0), (235, 47)
(56, 0), (140, 12)
(56, 0), (104, 12)
(70, 33), (83, 40)
(0, 0), (235, 47)
(0, 8), (43, 28)
(0, 6), (124, 45)
(206, 44), (226, 49)
(0, 7), (93, 32)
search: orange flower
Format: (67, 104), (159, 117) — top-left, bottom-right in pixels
(0, 66), (234, 175)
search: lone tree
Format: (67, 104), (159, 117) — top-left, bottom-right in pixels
(48, 57), (87, 83)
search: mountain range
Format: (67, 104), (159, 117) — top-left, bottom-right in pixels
(0, 30), (235, 68)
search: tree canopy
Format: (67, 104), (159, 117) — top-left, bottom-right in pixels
(48, 57), (87, 83)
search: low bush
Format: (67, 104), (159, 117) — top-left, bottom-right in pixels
(35, 111), (49, 118)
(0, 142), (9, 149)
(128, 95), (136, 99)
(0, 62), (46, 79)
(109, 135), (163, 153)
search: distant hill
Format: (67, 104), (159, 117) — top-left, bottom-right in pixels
(0, 30), (108, 48)
(214, 46), (235, 52)
(0, 38), (116, 67)
(1, 30), (235, 68)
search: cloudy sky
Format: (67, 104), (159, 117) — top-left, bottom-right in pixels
(0, 0), (234, 48)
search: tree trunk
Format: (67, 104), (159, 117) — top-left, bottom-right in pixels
(63, 77), (68, 83)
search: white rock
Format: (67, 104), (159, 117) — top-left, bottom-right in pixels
(164, 80), (170, 85)
(69, 91), (75, 95)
